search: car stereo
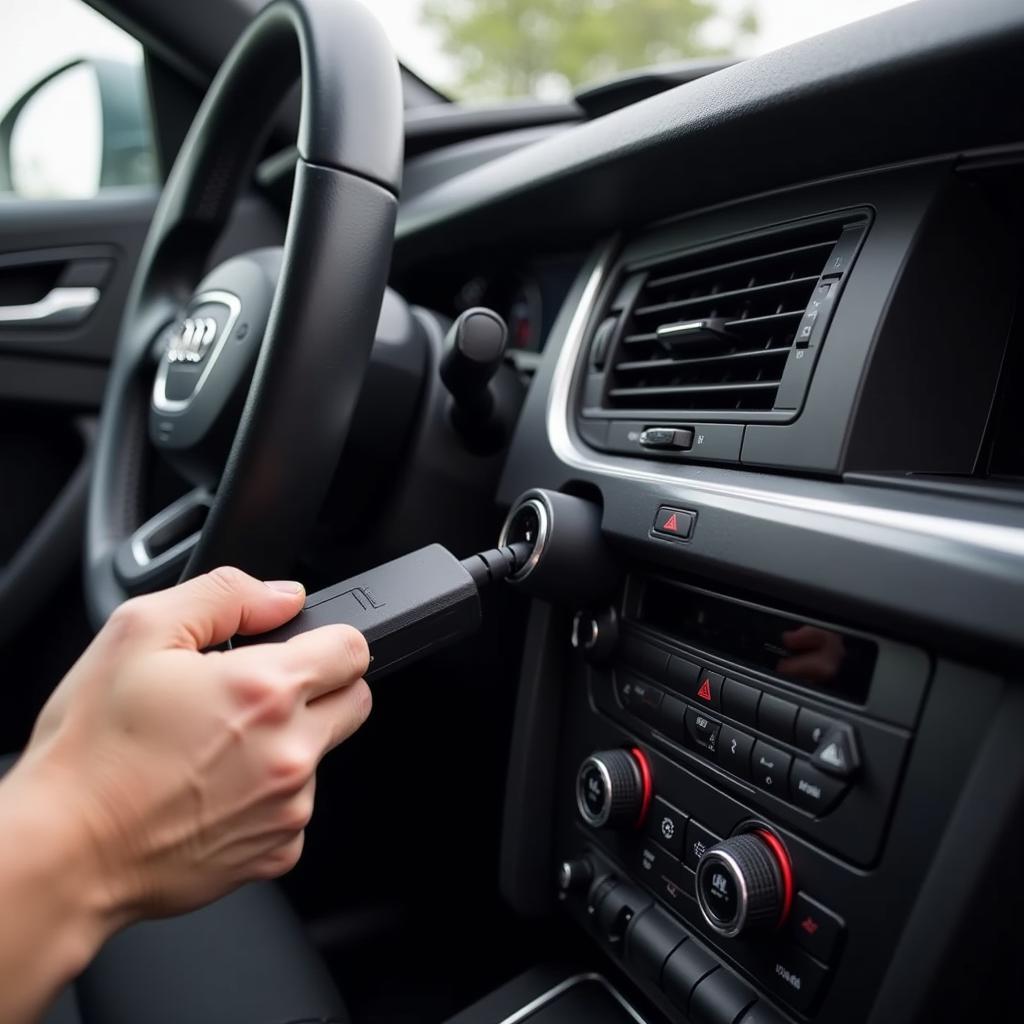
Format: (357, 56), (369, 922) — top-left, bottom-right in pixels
(552, 577), (930, 1020)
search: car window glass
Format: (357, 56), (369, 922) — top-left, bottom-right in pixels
(0, 0), (156, 199)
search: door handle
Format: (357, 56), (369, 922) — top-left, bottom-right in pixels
(0, 286), (100, 327)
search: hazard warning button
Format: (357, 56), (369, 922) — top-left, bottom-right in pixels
(652, 506), (695, 539)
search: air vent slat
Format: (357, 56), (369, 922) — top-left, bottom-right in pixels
(644, 239), (838, 291)
(608, 381), (781, 400)
(595, 215), (858, 416)
(614, 348), (792, 374)
(633, 276), (820, 320)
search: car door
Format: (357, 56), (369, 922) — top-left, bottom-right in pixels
(0, 0), (162, 749)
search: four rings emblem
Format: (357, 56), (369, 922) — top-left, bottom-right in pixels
(168, 316), (219, 364)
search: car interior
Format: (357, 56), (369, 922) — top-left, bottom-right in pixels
(1, 0), (1023, 1022)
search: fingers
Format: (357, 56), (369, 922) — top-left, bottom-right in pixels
(106, 567), (307, 651)
(308, 677), (373, 753)
(280, 624), (370, 699)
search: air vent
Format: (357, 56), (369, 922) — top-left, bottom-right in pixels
(593, 214), (867, 418)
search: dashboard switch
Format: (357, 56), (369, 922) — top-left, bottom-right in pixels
(760, 944), (829, 1013)
(752, 741), (793, 797)
(663, 941), (719, 1014)
(625, 905), (687, 983)
(645, 797), (688, 859)
(684, 820), (722, 871)
(691, 669), (724, 708)
(790, 759), (847, 814)
(640, 426), (694, 450)
(652, 506), (695, 539)
(758, 693), (798, 742)
(811, 725), (861, 779)
(686, 708), (722, 757)
(723, 678), (761, 724)
(795, 708), (838, 751)
(695, 830), (793, 938)
(689, 967), (757, 1024)
(717, 725), (754, 779)
(788, 893), (844, 963)
(576, 748), (652, 828)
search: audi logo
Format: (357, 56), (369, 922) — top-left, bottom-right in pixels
(168, 317), (218, 364)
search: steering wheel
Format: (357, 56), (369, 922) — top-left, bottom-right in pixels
(84, 0), (403, 626)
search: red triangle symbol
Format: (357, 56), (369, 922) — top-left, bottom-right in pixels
(662, 512), (679, 532)
(697, 679), (712, 701)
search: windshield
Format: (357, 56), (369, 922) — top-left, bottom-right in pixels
(372, 0), (917, 103)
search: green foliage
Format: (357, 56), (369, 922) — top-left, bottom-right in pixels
(421, 0), (758, 100)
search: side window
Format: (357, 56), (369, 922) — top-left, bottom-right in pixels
(0, 0), (157, 199)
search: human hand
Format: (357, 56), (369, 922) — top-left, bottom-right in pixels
(14, 567), (370, 929)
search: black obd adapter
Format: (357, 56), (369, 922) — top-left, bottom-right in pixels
(239, 488), (615, 679)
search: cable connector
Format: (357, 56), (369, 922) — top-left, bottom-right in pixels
(459, 541), (533, 589)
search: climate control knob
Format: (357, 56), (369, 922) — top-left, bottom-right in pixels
(575, 748), (652, 829)
(695, 829), (793, 938)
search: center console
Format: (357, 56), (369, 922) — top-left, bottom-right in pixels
(550, 578), (930, 1023)
(488, 159), (1023, 1024)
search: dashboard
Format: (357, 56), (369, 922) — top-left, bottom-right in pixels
(377, 3), (1024, 1024)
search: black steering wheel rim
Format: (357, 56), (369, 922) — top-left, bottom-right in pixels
(85, 0), (403, 627)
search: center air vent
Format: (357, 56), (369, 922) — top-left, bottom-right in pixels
(586, 213), (868, 424)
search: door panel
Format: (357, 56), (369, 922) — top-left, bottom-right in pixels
(0, 192), (157, 365)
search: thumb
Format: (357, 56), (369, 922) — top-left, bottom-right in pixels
(136, 567), (306, 651)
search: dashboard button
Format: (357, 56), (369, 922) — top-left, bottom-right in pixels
(689, 966), (757, 1024)
(645, 797), (688, 859)
(758, 693), (798, 742)
(790, 759), (847, 814)
(685, 708), (722, 758)
(625, 905), (686, 984)
(656, 692), (688, 742)
(684, 820), (721, 871)
(641, 427), (694, 451)
(667, 654), (700, 689)
(811, 725), (861, 779)
(760, 944), (829, 1013)
(751, 741), (793, 797)
(723, 678), (761, 725)
(717, 725), (754, 779)
(795, 708), (838, 751)
(629, 679), (664, 723)
(663, 941), (719, 1013)
(620, 636), (669, 680)
(692, 669), (724, 708)
(788, 892), (845, 964)
(652, 506), (695, 538)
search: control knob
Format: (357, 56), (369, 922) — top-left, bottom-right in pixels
(695, 829), (793, 938)
(575, 748), (652, 829)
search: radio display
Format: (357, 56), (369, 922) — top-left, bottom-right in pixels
(638, 579), (877, 704)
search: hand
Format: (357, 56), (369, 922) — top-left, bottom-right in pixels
(12, 567), (371, 927)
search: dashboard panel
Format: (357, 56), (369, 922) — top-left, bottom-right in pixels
(485, 152), (1024, 1023)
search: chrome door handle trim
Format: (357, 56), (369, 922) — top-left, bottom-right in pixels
(0, 286), (101, 326)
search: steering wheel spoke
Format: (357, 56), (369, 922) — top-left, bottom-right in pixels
(113, 489), (213, 594)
